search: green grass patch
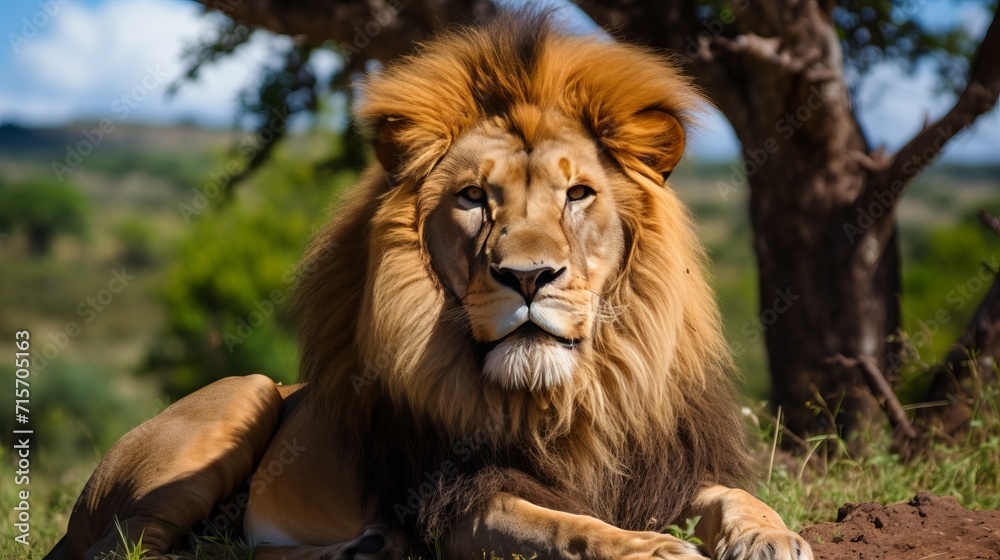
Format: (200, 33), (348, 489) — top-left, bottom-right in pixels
(754, 387), (1000, 530)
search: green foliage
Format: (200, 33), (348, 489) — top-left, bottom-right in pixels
(208, 42), (319, 187)
(0, 176), (89, 255)
(686, 0), (987, 96)
(84, 149), (219, 191)
(173, 16), (329, 191)
(0, 360), (153, 469)
(662, 516), (705, 546)
(832, 0), (984, 92)
(148, 138), (353, 397)
(898, 217), (999, 397)
(115, 218), (159, 267)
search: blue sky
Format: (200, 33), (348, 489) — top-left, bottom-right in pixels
(1, 0), (997, 162)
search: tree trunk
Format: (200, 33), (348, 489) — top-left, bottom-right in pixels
(748, 143), (902, 439)
(27, 223), (53, 256)
(579, 0), (897, 439)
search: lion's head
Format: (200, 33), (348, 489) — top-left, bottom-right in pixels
(413, 108), (630, 390)
(295, 13), (750, 527)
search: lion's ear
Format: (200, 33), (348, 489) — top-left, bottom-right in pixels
(374, 116), (407, 177)
(633, 109), (685, 180)
(603, 109), (686, 183)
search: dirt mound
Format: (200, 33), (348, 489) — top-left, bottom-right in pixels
(800, 492), (1000, 559)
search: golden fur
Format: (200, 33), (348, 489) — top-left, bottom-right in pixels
(294, 13), (753, 538)
(49, 13), (814, 560)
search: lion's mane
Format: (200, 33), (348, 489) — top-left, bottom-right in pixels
(293, 12), (753, 542)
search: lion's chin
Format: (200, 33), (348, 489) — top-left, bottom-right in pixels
(482, 332), (578, 390)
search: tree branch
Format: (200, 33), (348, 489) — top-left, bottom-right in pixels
(980, 209), (1000, 237)
(196, 0), (487, 58)
(863, 6), (1000, 228)
(829, 354), (918, 441)
(709, 33), (824, 76)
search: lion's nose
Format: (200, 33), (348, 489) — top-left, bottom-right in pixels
(491, 265), (565, 302)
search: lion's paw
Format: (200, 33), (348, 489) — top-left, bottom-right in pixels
(340, 525), (407, 560)
(714, 527), (812, 560)
(615, 531), (708, 560)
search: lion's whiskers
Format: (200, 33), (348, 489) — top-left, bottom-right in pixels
(437, 306), (473, 338)
(589, 290), (626, 324)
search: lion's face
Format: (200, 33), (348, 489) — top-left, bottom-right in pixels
(420, 111), (625, 390)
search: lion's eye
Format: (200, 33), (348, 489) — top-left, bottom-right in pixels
(458, 186), (486, 204)
(567, 185), (595, 202)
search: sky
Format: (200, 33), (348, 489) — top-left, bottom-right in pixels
(1, 0), (998, 162)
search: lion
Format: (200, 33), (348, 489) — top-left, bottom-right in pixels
(47, 13), (812, 560)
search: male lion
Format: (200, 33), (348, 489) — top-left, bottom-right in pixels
(49, 13), (812, 560)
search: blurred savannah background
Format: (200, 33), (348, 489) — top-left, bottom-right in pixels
(0, 0), (998, 558)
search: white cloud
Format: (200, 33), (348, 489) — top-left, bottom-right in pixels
(21, 5), (104, 93)
(1, 0), (283, 126)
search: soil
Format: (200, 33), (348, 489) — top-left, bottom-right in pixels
(800, 492), (1000, 559)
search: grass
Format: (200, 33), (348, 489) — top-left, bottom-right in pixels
(754, 385), (1000, 531)
(5, 388), (996, 559)
(96, 520), (144, 560)
(0, 447), (88, 559)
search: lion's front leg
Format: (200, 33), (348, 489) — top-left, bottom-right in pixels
(446, 493), (707, 560)
(688, 485), (812, 560)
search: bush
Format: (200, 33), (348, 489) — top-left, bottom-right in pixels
(147, 142), (354, 397)
(115, 218), (159, 267)
(0, 177), (89, 255)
